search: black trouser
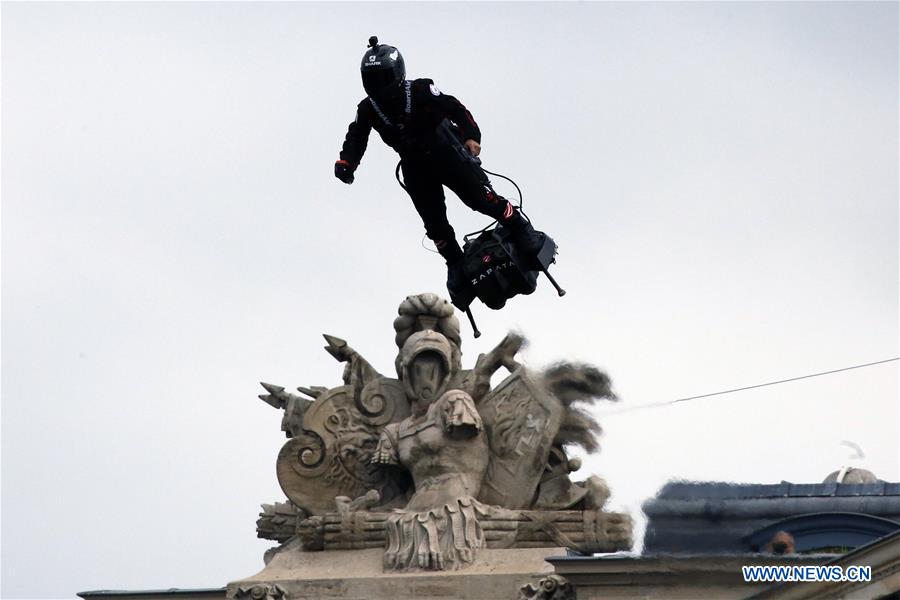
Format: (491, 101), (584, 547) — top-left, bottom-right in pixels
(400, 153), (513, 260)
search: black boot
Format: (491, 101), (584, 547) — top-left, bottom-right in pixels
(436, 239), (475, 307)
(502, 208), (545, 258)
(447, 258), (470, 295)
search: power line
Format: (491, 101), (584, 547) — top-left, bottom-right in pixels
(603, 357), (899, 416)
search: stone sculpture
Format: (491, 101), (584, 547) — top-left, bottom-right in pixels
(255, 293), (633, 573)
(518, 575), (576, 600)
(233, 584), (288, 600)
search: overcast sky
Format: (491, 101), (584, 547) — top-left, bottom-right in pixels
(2, 2), (898, 598)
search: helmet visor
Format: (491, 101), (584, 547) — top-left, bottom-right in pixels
(362, 68), (399, 96)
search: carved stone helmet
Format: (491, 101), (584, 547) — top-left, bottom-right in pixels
(394, 293), (461, 376)
(399, 330), (455, 407)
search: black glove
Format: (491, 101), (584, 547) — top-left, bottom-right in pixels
(334, 160), (354, 184)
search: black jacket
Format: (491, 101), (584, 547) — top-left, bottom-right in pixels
(339, 78), (481, 168)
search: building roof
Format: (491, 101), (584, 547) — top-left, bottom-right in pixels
(77, 588), (226, 599)
(642, 480), (900, 554)
(652, 480), (900, 500)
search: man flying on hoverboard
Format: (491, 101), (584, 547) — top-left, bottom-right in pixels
(335, 37), (562, 329)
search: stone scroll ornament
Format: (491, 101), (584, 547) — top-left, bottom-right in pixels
(518, 575), (576, 600)
(257, 293), (633, 571)
(233, 584), (288, 600)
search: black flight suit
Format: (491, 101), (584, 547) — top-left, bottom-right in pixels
(337, 78), (516, 261)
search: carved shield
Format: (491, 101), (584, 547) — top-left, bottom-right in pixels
(477, 367), (561, 509)
(276, 377), (410, 515)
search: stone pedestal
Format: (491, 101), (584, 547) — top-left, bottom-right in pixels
(227, 543), (565, 600)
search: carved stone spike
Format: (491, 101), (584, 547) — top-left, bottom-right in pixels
(296, 386), (327, 399)
(321, 334), (383, 389)
(518, 574), (576, 600)
(256, 500), (306, 543)
(258, 382), (287, 409)
(258, 382), (312, 438)
(322, 334), (349, 361)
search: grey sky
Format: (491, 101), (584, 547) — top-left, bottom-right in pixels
(2, 2), (897, 598)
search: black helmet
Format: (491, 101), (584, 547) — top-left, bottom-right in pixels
(360, 36), (405, 98)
